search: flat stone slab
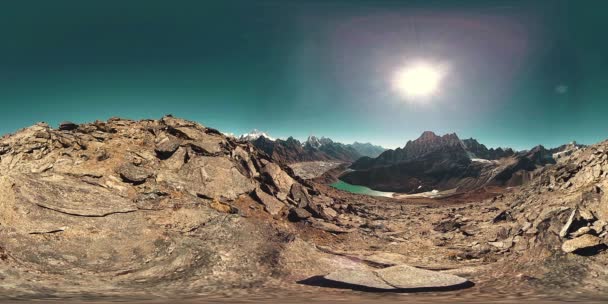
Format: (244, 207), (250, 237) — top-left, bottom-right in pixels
(325, 269), (394, 290)
(13, 174), (137, 217)
(324, 264), (471, 291)
(311, 220), (354, 234)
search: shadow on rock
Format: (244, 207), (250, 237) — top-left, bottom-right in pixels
(297, 276), (475, 293)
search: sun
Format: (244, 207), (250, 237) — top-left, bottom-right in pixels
(391, 61), (446, 100)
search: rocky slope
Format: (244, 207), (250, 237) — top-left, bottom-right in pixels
(477, 140), (608, 292)
(1, 117), (607, 301)
(309, 139), (608, 297)
(0, 116), (376, 297)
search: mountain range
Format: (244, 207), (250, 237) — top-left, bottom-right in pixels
(342, 131), (559, 193)
(238, 130), (386, 163)
(1, 116), (607, 298)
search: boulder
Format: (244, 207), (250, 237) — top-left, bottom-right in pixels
(155, 137), (181, 158)
(308, 195), (335, 220)
(290, 183), (312, 208)
(260, 162), (294, 200)
(58, 121), (78, 131)
(162, 146), (187, 170)
(562, 234), (603, 253)
(186, 134), (226, 155)
(289, 208), (312, 221)
(253, 188), (285, 216)
(161, 115), (199, 129)
(117, 163), (154, 184)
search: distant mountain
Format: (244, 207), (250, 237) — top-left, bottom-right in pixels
(304, 136), (361, 163)
(349, 142), (387, 158)
(462, 138), (515, 160)
(239, 131), (385, 164)
(238, 129), (274, 141)
(491, 145), (556, 186)
(350, 131), (468, 170)
(342, 131), (556, 193)
(247, 135), (361, 164)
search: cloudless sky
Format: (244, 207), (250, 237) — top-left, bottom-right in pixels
(1, 0), (607, 150)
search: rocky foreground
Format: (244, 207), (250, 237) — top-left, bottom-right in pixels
(0, 116), (607, 301)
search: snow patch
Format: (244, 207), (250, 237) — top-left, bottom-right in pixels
(471, 158), (492, 164)
(238, 129), (275, 141)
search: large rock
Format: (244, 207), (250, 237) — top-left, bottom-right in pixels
(562, 234), (603, 253)
(308, 195), (336, 220)
(155, 137), (181, 158)
(161, 115), (199, 128)
(289, 208), (312, 221)
(324, 264), (470, 291)
(58, 121), (78, 131)
(253, 188), (285, 216)
(162, 146), (187, 170)
(117, 163), (154, 184)
(178, 156), (255, 200)
(290, 183), (312, 208)
(161, 116), (226, 155)
(185, 133), (226, 155)
(260, 162), (295, 200)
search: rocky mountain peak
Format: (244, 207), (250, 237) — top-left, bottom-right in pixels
(418, 131), (440, 140)
(403, 131), (466, 159)
(462, 138), (516, 160)
(305, 136), (334, 149)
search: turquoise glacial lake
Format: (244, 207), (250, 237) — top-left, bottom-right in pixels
(330, 180), (394, 197)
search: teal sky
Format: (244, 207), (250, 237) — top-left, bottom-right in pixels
(1, 0), (607, 150)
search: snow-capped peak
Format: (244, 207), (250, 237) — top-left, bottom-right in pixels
(238, 129), (274, 141)
(305, 135), (333, 148)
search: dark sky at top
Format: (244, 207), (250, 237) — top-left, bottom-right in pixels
(1, 0), (607, 149)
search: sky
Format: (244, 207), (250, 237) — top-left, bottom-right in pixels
(1, 0), (607, 150)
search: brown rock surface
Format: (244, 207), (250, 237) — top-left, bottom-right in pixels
(1, 116), (608, 301)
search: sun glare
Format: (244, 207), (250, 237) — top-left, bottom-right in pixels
(392, 61), (446, 101)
